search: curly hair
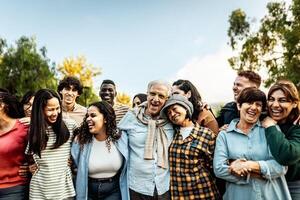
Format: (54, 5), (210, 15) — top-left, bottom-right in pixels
(74, 101), (121, 149)
(57, 76), (83, 95)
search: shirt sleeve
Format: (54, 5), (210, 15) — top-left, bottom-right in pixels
(213, 132), (248, 184)
(265, 125), (300, 165)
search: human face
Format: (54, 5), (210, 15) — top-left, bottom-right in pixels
(86, 106), (106, 134)
(238, 101), (263, 125)
(23, 96), (34, 117)
(133, 97), (141, 108)
(233, 76), (258, 101)
(167, 104), (187, 126)
(60, 85), (79, 106)
(43, 97), (61, 124)
(99, 84), (116, 106)
(268, 89), (296, 123)
(146, 84), (169, 118)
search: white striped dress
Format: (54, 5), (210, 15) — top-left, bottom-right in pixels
(28, 119), (76, 200)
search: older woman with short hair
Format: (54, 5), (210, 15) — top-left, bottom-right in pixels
(214, 87), (291, 200)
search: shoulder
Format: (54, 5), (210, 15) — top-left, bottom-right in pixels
(75, 103), (87, 112)
(118, 109), (137, 129)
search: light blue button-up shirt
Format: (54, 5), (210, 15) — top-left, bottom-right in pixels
(213, 119), (291, 200)
(118, 109), (174, 196)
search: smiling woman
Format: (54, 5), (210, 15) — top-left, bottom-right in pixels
(214, 87), (291, 200)
(262, 80), (300, 199)
(71, 101), (129, 200)
(26, 89), (76, 200)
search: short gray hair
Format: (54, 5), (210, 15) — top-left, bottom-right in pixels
(147, 80), (171, 97)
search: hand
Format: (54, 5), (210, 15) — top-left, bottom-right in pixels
(219, 124), (229, 132)
(229, 159), (250, 177)
(19, 117), (31, 126)
(68, 158), (72, 167)
(19, 163), (30, 178)
(29, 163), (38, 174)
(261, 116), (277, 128)
(293, 115), (300, 125)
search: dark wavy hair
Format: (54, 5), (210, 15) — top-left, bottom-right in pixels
(268, 81), (300, 124)
(57, 76), (83, 95)
(28, 89), (70, 158)
(172, 79), (203, 122)
(74, 101), (121, 149)
(0, 92), (22, 118)
(237, 87), (267, 111)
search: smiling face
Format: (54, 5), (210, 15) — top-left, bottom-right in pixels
(43, 97), (61, 124)
(23, 96), (34, 117)
(233, 76), (258, 101)
(146, 84), (169, 118)
(99, 84), (116, 106)
(268, 89), (297, 123)
(86, 105), (106, 135)
(60, 85), (79, 107)
(238, 101), (263, 125)
(167, 104), (188, 126)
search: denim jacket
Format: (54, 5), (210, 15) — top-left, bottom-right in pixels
(71, 135), (129, 200)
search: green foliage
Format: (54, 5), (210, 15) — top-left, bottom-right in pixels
(77, 87), (99, 107)
(228, 0), (300, 90)
(0, 36), (57, 99)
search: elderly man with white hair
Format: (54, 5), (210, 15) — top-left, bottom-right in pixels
(118, 80), (174, 200)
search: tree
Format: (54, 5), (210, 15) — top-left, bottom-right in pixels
(57, 55), (101, 106)
(228, 0), (300, 89)
(0, 36), (57, 98)
(116, 92), (131, 106)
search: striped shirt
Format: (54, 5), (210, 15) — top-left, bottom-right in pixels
(169, 123), (220, 199)
(114, 103), (129, 124)
(27, 119), (76, 200)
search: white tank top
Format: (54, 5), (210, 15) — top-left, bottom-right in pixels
(88, 137), (123, 178)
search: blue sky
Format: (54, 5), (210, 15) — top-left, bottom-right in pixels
(1, 0), (276, 103)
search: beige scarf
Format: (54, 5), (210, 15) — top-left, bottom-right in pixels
(134, 103), (169, 169)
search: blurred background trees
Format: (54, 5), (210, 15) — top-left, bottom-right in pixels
(228, 0), (300, 90)
(0, 36), (57, 99)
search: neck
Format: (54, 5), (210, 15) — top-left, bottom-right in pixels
(94, 128), (108, 141)
(0, 115), (16, 133)
(62, 101), (75, 112)
(181, 119), (193, 127)
(237, 120), (254, 134)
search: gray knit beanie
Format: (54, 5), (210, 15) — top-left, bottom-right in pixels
(160, 94), (194, 119)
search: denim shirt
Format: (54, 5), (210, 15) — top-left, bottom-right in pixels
(118, 110), (174, 196)
(71, 136), (129, 200)
(213, 119), (291, 200)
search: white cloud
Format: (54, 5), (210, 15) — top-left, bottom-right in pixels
(174, 45), (237, 104)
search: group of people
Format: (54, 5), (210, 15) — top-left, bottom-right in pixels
(0, 70), (299, 200)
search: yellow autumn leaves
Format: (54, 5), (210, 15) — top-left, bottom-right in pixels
(57, 55), (101, 87)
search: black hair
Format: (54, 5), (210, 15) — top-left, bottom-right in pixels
(132, 93), (147, 107)
(237, 87), (267, 112)
(0, 92), (22, 118)
(172, 79), (203, 122)
(74, 101), (121, 149)
(20, 91), (36, 117)
(57, 76), (83, 95)
(101, 79), (115, 87)
(28, 89), (70, 158)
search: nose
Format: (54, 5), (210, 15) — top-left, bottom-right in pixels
(272, 99), (280, 107)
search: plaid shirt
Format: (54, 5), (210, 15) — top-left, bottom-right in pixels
(169, 123), (220, 200)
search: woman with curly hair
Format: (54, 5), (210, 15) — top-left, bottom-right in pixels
(71, 101), (129, 200)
